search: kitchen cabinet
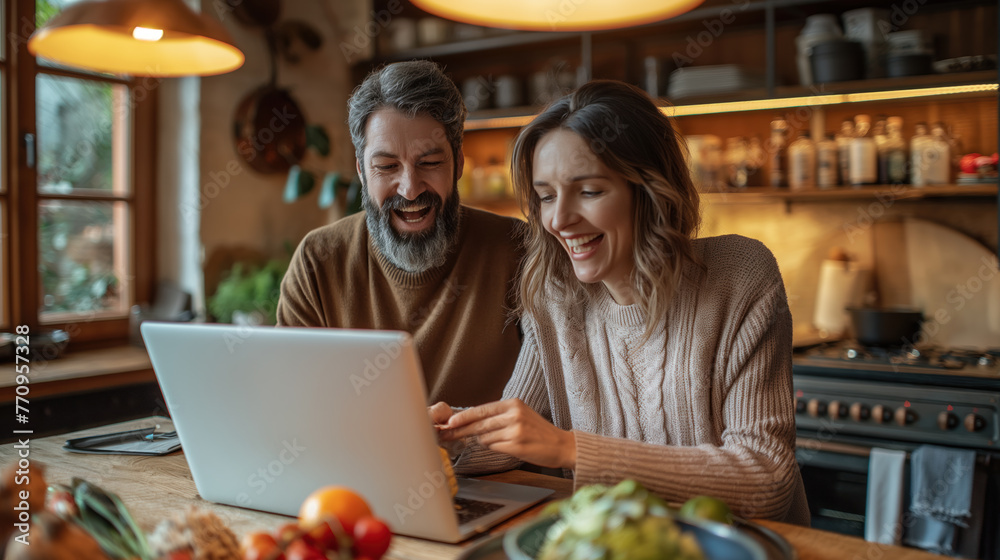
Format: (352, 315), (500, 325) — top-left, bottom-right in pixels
(351, 0), (999, 250)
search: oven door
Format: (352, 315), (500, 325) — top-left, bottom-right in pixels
(797, 437), (1000, 559)
(796, 438), (871, 536)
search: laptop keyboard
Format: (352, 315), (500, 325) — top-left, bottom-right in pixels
(453, 496), (505, 525)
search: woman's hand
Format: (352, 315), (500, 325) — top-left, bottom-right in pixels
(438, 399), (577, 470)
(428, 401), (454, 426)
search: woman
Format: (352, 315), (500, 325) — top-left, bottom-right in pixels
(433, 80), (809, 525)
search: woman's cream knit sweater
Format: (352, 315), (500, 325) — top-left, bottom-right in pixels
(455, 234), (810, 526)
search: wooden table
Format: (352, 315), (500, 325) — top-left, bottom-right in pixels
(0, 418), (945, 560)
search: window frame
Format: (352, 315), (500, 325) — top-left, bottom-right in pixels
(6, 0), (156, 347)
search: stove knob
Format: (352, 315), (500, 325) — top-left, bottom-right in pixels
(807, 399), (828, 418)
(795, 398), (807, 414)
(849, 403), (871, 422)
(828, 401), (847, 420)
(895, 407), (918, 426)
(965, 414), (987, 432)
(872, 404), (893, 424)
(937, 411), (959, 430)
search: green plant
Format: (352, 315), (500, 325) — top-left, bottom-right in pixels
(208, 259), (289, 324)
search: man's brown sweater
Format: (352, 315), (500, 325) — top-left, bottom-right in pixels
(277, 206), (525, 406)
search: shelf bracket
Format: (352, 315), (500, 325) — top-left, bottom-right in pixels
(765, 0), (775, 98)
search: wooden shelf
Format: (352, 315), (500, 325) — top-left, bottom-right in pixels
(464, 185), (997, 217)
(701, 183), (998, 204)
(465, 73), (998, 129)
(358, 0), (971, 66)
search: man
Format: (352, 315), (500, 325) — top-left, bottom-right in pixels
(277, 60), (524, 406)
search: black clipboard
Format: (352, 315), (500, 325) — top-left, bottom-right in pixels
(64, 426), (181, 456)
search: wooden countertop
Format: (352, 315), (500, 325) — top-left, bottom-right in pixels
(0, 419), (945, 560)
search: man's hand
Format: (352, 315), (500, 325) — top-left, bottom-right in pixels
(438, 399), (577, 470)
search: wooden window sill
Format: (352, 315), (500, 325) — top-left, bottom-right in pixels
(1, 345), (155, 403)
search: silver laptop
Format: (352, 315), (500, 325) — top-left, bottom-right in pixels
(140, 322), (553, 542)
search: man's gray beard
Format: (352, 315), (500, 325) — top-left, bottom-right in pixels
(363, 186), (461, 274)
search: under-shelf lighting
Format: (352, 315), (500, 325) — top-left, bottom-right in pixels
(465, 83), (998, 130)
(665, 83), (998, 117)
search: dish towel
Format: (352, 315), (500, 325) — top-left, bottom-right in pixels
(904, 445), (976, 555)
(865, 448), (907, 545)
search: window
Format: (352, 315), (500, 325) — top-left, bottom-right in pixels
(4, 0), (156, 346)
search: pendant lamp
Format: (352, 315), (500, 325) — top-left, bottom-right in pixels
(28, 0), (245, 77)
(410, 0), (705, 32)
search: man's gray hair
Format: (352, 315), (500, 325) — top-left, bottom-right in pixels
(348, 60), (467, 168)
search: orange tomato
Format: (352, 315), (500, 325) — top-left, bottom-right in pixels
(298, 486), (373, 536)
(240, 531), (283, 560)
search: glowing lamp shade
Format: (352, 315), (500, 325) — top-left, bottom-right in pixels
(28, 0), (244, 77)
(411, 0), (705, 31)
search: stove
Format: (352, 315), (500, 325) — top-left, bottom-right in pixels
(795, 343), (1000, 387)
(791, 342), (1000, 557)
(793, 342), (1000, 450)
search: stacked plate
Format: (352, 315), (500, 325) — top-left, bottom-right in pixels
(667, 65), (767, 100)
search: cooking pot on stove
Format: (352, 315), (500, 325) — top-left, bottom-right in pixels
(846, 307), (924, 347)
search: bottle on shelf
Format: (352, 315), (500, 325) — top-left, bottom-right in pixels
(872, 115), (888, 183)
(471, 164), (489, 199)
(925, 122), (952, 185)
(769, 116), (789, 188)
(849, 114), (878, 186)
(910, 122), (930, 186)
(485, 157), (511, 199)
(835, 119), (854, 186)
(746, 136), (766, 186)
(816, 133), (839, 189)
(880, 116), (908, 185)
(788, 131), (817, 190)
(457, 157), (475, 199)
(946, 123), (965, 170)
(725, 136), (749, 189)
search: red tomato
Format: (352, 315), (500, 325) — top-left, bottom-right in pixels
(285, 539), (325, 560)
(961, 153), (982, 174)
(240, 532), (283, 560)
(304, 520), (340, 552)
(353, 517), (392, 559)
(298, 486), (373, 535)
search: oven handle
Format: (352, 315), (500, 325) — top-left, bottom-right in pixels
(796, 437), (992, 466)
(797, 437), (876, 458)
